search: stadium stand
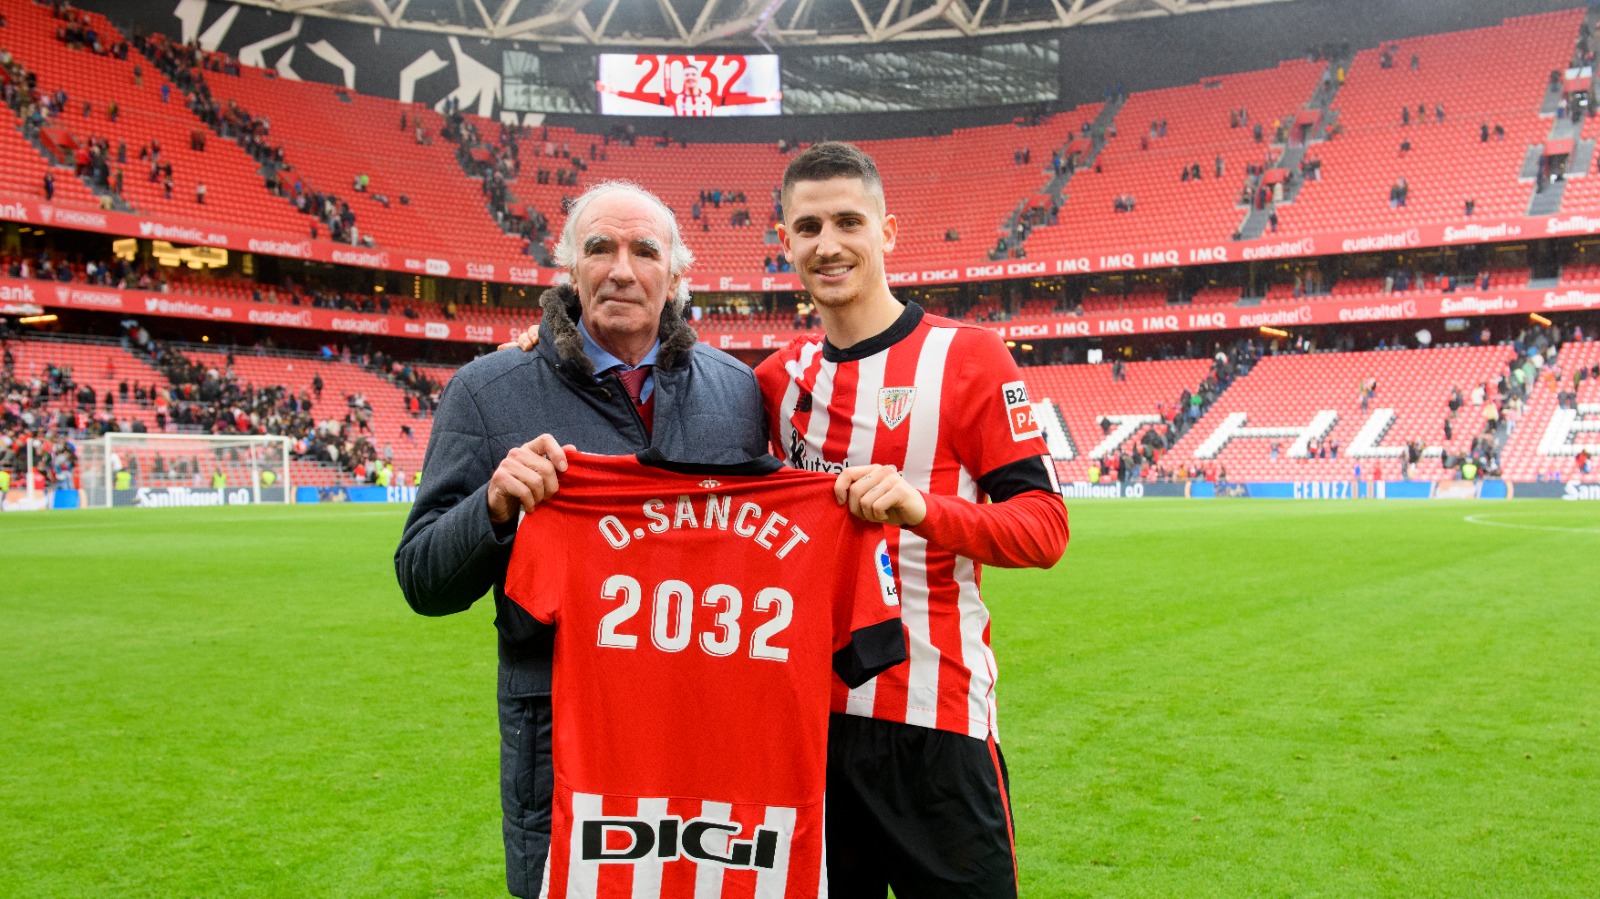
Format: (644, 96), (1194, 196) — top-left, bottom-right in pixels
(1, 334), (164, 432)
(5, 5), (1600, 502)
(851, 106), (1106, 268)
(0, 327), (445, 490)
(0, 109), (103, 208)
(1021, 357), (1214, 482)
(1279, 10), (1584, 234)
(180, 346), (433, 485)
(1, 6), (1591, 286)
(1026, 60), (1327, 259)
(1554, 102), (1600, 212)
(1498, 339), (1600, 481)
(7, 326), (1596, 492)
(471, 103), (1106, 272)
(195, 67), (530, 259)
(3, 2), (307, 233)
(1161, 345), (1517, 482)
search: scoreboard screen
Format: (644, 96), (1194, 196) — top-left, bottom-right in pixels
(597, 54), (781, 117)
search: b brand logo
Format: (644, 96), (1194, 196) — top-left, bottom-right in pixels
(1002, 380), (1041, 442)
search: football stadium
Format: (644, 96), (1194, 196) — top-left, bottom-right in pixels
(2, 0), (1598, 895)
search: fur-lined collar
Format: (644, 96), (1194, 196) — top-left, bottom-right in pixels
(537, 284), (699, 377)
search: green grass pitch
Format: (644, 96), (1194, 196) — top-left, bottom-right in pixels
(2, 499), (1597, 897)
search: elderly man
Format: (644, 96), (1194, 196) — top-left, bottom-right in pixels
(395, 180), (767, 898)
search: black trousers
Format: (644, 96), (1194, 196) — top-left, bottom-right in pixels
(498, 667), (554, 899)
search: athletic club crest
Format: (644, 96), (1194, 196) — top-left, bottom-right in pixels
(878, 387), (917, 430)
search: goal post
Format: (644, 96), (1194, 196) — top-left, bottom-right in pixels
(80, 433), (294, 509)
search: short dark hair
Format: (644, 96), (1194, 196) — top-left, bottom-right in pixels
(781, 141), (884, 212)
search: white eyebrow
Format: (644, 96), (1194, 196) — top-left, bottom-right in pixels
(583, 235), (662, 255)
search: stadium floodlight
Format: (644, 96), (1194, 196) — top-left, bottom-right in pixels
(81, 433), (294, 509)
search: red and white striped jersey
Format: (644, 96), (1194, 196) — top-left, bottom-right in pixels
(505, 452), (906, 899)
(755, 303), (1065, 741)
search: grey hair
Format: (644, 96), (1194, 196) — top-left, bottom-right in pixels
(553, 180), (694, 311)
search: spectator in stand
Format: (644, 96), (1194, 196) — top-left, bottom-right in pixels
(42, 172), (52, 200)
(195, 182), (206, 205)
(396, 181), (768, 899)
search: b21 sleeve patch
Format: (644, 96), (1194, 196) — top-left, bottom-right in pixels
(1002, 380), (1042, 442)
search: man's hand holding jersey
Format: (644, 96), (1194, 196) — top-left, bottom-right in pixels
(486, 433), (574, 526)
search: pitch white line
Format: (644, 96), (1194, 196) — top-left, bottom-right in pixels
(3, 509), (405, 531)
(1463, 514), (1600, 535)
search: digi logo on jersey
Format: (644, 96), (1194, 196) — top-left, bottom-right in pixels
(582, 816), (782, 869)
(1003, 380), (1042, 442)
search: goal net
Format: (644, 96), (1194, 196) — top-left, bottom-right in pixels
(79, 433), (293, 509)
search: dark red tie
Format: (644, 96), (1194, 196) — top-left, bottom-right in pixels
(615, 365), (654, 434)
(615, 365), (651, 405)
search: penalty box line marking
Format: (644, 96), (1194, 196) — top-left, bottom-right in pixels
(1463, 514), (1600, 535)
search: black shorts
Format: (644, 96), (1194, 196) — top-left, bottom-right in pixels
(825, 713), (1018, 899)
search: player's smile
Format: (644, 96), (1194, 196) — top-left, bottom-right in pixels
(813, 261), (854, 283)
(780, 176), (897, 308)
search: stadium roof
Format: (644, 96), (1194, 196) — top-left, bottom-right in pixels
(227, 0), (1304, 47)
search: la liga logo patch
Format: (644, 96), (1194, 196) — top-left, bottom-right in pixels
(875, 539), (899, 606)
